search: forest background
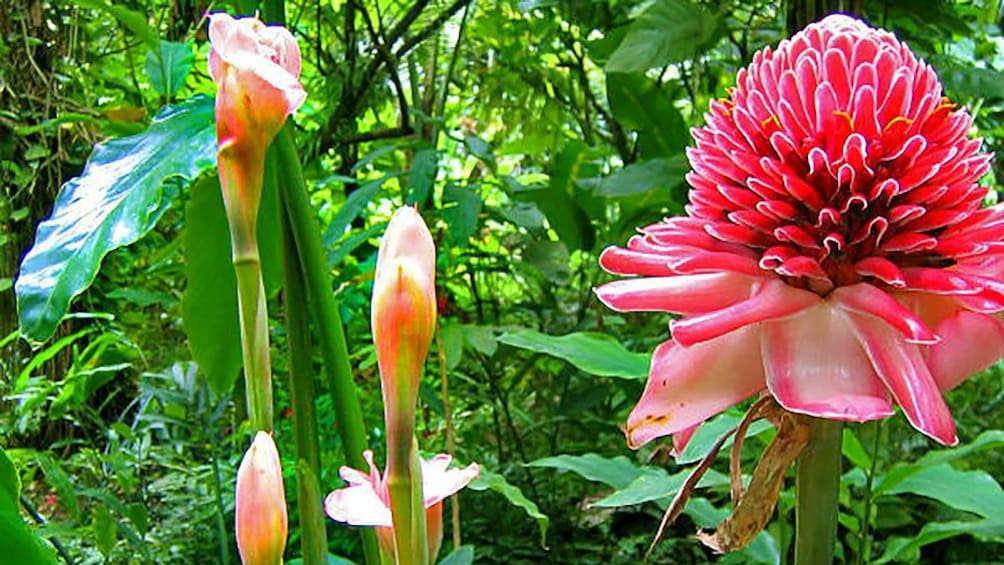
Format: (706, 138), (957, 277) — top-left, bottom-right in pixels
(2, 0), (1004, 563)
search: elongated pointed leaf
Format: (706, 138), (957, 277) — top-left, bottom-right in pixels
(496, 329), (650, 379)
(182, 177), (241, 397)
(16, 96), (216, 341)
(528, 453), (650, 490)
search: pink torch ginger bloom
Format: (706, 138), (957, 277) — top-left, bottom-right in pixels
(235, 432), (288, 565)
(324, 451), (480, 561)
(596, 15), (1003, 449)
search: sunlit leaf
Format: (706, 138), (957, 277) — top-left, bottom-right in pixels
(16, 96), (216, 341)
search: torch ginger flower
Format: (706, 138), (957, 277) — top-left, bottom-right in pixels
(595, 15), (1003, 449)
(235, 432), (288, 565)
(324, 450), (480, 562)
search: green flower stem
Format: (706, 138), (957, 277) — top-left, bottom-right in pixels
(386, 436), (427, 565)
(219, 148), (274, 432)
(275, 146), (327, 565)
(794, 417), (843, 565)
(273, 126), (380, 565)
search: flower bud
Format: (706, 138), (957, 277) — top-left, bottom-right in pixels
(371, 207), (437, 434)
(235, 432), (288, 565)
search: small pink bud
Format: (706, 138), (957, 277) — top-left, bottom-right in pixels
(235, 432), (288, 565)
(371, 207), (437, 429)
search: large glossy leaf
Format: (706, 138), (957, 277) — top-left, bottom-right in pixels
(468, 470), (549, 546)
(496, 329), (650, 379)
(16, 96), (216, 341)
(0, 450), (58, 565)
(605, 0), (720, 73)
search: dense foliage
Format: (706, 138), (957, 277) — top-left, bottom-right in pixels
(2, 0), (1003, 563)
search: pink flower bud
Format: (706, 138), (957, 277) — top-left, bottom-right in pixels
(371, 207), (437, 433)
(235, 432), (288, 565)
(208, 13), (306, 152)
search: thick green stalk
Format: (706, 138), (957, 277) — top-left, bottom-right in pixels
(794, 418), (842, 565)
(273, 127), (380, 565)
(275, 146), (327, 565)
(219, 148), (274, 432)
(386, 437), (427, 565)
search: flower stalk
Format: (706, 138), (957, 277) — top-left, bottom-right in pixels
(794, 418), (843, 565)
(276, 143), (327, 565)
(273, 127), (380, 564)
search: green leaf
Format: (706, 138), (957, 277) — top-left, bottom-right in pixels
(606, 74), (689, 158)
(468, 469), (549, 546)
(182, 177), (241, 397)
(35, 453), (79, 521)
(0, 449), (58, 565)
(519, 143), (595, 250)
(591, 467), (729, 508)
(72, 0), (160, 50)
(496, 329), (649, 379)
(881, 464), (1004, 519)
(841, 428), (871, 470)
(605, 0), (720, 72)
(876, 518), (1004, 564)
(522, 240), (570, 283)
(407, 147), (438, 205)
(16, 96), (216, 341)
(527, 453), (650, 490)
(438, 545), (474, 565)
(145, 40), (194, 98)
(442, 184), (483, 246)
(321, 176), (389, 249)
(93, 504), (117, 556)
(596, 155), (689, 197)
(676, 410), (772, 465)
(875, 430), (1004, 495)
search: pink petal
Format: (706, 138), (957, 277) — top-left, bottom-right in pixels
(625, 326), (765, 449)
(325, 450), (392, 527)
(928, 311), (1004, 391)
(421, 456), (480, 507)
(762, 303), (893, 421)
(670, 278), (819, 346)
(848, 312), (958, 445)
(324, 479), (393, 527)
(832, 283), (937, 343)
(672, 425), (699, 456)
(594, 272), (757, 315)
